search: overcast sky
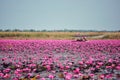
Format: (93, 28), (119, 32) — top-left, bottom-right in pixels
(0, 0), (120, 30)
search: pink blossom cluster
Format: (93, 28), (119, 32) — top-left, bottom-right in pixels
(0, 40), (120, 80)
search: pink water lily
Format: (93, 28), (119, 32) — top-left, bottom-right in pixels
(15, 69), (22, 74)
(65, 73), (72, 80)
(35, 74), (40, 79)
(0, 40), (119, 80)
(97, 62), (103, 66)
(116, 65), (120, 70)
(79, 61), (83, 65)
(90, 73), (94, 77)
(29, 63), (36, 68)
(41, 77), (46, 80)
(65, 65), (70, 70)
(12, 77), (19, 80)
(99, 74), (105, 79)
(73, 74), (79, 78)
(73, 68), (80, 74)
(0, 73), (4, 77)
(23, 68), (31, 72)
(106, 65), (112, 69)
(3, 68), (11, 73)
(106, 74), (113, 79)
(48, 74), (54, 79)
(46, 65), (51, 71)
(3, 74), (10, 79)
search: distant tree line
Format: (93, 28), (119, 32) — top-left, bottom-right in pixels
(0, 29), (119, 32)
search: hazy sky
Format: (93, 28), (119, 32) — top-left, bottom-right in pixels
(0, 0), (120, 30)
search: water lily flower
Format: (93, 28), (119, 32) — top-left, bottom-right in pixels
(116, 65), (120, 70)
(73, 68), (80, 74)
(35, 74), (40, 79)
(3, 68), (11, 73)
(65, 73), (72, 80)
(0, 40), (119, 79)
(65, 65), (70, 70)
(12, 77), (19, 80)
(0, 72), (4, 77)
(99, 74), (105, 79)
(46, 65), (51, 71)
(48, 74), (54, 79)
(41, 77), (46, 80)
(3, 74), (10, 79)
(73, 74), (79, 78)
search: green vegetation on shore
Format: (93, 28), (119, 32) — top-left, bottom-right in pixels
(0, 32), (120, 40)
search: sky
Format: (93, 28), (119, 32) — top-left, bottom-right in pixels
(0, 0), (120, 31)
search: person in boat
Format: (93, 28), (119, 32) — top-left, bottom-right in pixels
(82, 36), (87, 41)
(75, 33), (87, 41)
